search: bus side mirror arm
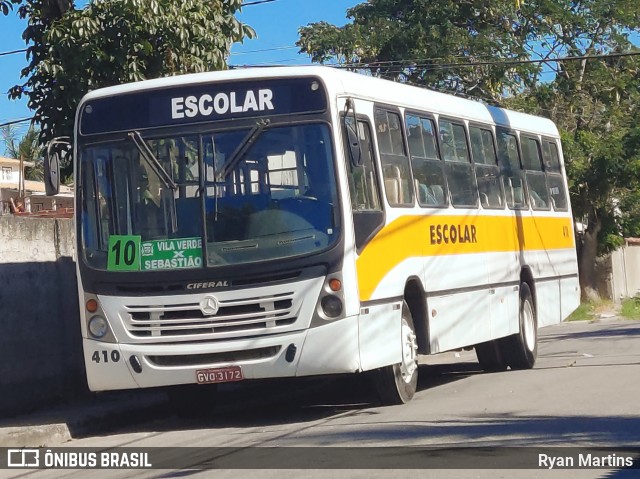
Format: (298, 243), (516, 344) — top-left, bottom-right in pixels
(344, 98), (363, 167)
(44, 137), (71, 196)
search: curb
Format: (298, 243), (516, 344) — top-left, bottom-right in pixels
(0, 424), (71, 448)
(0, 390), (167, 448)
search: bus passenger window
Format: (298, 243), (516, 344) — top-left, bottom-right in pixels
(406, 113), (447, 208)
(526, 171), (550, 210)
(388, 112), (405, 156)
(376, 109), (414, 207)
(374, 109), (392, 155)
(542, 140), (568, 211)
(440, 119), (477, 208)
(447, 163), (477, 207)
(470, 126), (503, 209)
(497, 131), (527, 209)
(547, 174), (568, 210)
(521, 137), (550, 210)
(521, 137), (543, 171)
(406, 117), (426, 158)
(476, 166), (503, 208)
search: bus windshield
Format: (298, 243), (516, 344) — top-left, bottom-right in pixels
(79, 122), (339, 271)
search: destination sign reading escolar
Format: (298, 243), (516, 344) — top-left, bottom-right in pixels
(79, 78), (327, 135)
(170, 89), (274, 119)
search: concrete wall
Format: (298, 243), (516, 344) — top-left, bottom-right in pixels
(0, 216), (87, 416)
(609, 243), (640, 301)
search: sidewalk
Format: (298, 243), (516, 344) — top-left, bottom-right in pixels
(0, 389), (167, 447)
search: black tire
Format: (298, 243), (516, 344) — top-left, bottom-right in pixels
(499, 282), (538, 370)
(166, 383), (218, 417)
(371, 302), (419, 405)
(475, 340), (508, 372)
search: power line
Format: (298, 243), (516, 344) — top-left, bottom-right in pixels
(242, 0), (279, 6)
(230, 45), (297, 55)
(232, 50), (640, 71)
(0, 118), (33, 128)
(0, 48), (27, 57)
(333, 50), (640, 70)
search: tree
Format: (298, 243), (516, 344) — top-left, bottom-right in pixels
(298, 0), (640, 297)
(0, 0), (19, 15)
(502, 1), (640, 296)
(7, 0), (254, 180)
(297, 0), (540, 101)
(1, 124), (44, 180)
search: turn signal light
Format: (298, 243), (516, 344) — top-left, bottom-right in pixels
(86, 299), (98, 313)
(328, 278), (342, 292)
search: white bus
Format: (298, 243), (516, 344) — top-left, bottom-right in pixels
(45, 66), (580, 405)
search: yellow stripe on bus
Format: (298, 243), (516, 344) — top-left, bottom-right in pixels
(356, 214), (575, 301)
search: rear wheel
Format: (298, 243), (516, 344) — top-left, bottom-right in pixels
(500, 282), (537, 369)
(372, 302), (418, 405)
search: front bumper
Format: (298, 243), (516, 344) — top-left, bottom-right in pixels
(83, 315), (361, 391)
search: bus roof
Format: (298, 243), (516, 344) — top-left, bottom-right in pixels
(80, 66), (559, 137)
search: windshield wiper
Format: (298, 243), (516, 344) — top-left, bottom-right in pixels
(216, 119), (270, 182)
(128, 131), (176, 190)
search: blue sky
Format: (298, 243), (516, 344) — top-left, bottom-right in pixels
(0, 0), (360, 147)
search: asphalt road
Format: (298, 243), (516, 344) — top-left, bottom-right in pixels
(2, 318), (639, 479)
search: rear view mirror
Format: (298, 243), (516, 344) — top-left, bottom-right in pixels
(45, 138), (71, 196)
(44, 150), (61, 196)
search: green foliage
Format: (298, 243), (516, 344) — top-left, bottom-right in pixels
(504, 2), (640, 261)
(8, 0), (254, 180)
(566, 299), (618, 321)
(298, 0), (538, 101)
(566, 302), (596, 322)
(1, 125), (45, 180)
(620, 297), (640, 320)
(0, 0), (21, 15)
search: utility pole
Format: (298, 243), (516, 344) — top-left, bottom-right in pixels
(19, 153), (24, 198)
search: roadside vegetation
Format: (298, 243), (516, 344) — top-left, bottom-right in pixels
(567, 297), (640, 321)
(567, 303), (597, 322)
(620, 297), (640, 320)
(567, 299), (617, 322)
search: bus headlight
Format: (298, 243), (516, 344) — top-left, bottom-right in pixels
(321, 295), (343, 318)
(88, 315), (108, 339)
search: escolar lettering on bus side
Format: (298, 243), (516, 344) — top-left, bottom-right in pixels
(429, 224), (478, 245)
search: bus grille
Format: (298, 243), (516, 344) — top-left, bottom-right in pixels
(123, 292), (297, 338)
(146, 346), (281, 367)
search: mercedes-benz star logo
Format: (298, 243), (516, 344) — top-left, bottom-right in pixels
(199, 295), (220, 316)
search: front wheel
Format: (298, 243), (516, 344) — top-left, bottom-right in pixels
(371, 302), (419, 405)
(499, 282), (537, 369)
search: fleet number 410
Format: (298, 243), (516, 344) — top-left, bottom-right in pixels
(91, 350), (121, 363)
